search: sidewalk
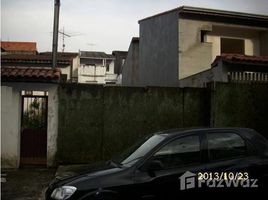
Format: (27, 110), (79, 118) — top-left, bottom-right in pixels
(1, 167), (56, 200)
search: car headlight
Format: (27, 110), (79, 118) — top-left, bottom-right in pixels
(51, 186), (77, 200)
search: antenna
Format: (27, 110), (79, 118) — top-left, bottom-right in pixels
(58, 27), (83, 52)
(58, 27), (71, 52)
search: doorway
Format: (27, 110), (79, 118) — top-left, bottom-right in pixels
(20, 91), (48, 165)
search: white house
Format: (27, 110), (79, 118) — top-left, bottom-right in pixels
(78, 51), (118, 84)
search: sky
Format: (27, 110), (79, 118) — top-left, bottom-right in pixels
(1, 0), (268, 54)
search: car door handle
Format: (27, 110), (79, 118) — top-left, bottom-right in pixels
(141, 194), (155, 199)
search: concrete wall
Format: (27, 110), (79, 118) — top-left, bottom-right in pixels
(211, 82), (268, 139)
(139, 11), (179, 86)
(57, 84), (209, 164)
(122, 39), (140, 86)
(179, 61), (228, 88)
(1, 82), (59, 168)
(61, 66), (71, 81)
(1, 86), (21, 168)
(57, 83), (268, 164)
(178, 18), (213, 79)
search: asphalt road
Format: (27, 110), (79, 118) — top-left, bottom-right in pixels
(1, 167), (56, 200)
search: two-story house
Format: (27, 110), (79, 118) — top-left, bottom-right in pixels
(78, 51), (117, 84)
(122, 6), (268, 86)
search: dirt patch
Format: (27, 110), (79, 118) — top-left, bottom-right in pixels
(1, 167), (56, 200)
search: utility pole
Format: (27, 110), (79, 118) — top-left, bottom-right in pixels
(52, 0), (60, 69)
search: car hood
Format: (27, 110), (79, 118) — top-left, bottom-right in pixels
(55, 161), (117, 181)
(48, 161), (128, 192)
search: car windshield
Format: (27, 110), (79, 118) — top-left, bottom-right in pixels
(113, 134), (166, 167)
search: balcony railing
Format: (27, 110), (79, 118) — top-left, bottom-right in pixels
(228, 71), (268, 82)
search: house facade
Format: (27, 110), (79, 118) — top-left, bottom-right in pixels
(180, 54), (268, 87)
(123, 6), (268, 87)
(78, 51), (117, 84)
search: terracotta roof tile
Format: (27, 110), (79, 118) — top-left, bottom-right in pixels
(1, 54), (71, 66)
(1, 67), (61, 83)
(211, 54), (268, 67)
(1, 41), (37, 52)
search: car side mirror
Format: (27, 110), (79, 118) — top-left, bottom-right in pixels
(146, 160), (163, 177)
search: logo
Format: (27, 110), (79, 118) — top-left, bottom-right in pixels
(179, 171), (258, 190)
(179, 171), (196, 190)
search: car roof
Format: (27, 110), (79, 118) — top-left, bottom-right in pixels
(156, 127), (254, 137)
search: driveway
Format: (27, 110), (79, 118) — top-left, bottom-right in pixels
(1, 167), (56, 200)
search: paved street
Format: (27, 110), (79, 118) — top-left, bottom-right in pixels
(1, 167), (56, 200)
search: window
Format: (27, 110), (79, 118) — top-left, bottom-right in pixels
(153, 135), (200, 169)
(221, 38), (245, 54)
(119, 135), (165, 167)
(106, 63), (110, 72)
(207, 132), (247, 161)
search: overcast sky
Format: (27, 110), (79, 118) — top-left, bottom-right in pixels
(1, 0), (268, 54)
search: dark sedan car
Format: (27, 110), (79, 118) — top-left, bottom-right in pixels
(46, 128), (268, 199)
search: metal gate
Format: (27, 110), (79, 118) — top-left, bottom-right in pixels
(20, 95), (48, 165)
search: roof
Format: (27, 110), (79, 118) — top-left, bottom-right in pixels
(211, 54), (268, 67)
(131, 37), (139, 42)
(139, 6), (268, 26)
(112, 51), (128, 57)
(1, 54), (71, 66)
(1, 41), (37, 52)
(79, 51), (114, 59)
(39, 52), (79, 59)
(1, 67), (61, 83)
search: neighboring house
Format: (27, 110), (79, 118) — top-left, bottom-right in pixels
(180, 54), (268, 87)
(78, 51), (117, 84)
(39, 52), (80, 82)
(112, 51), (128, 84)
(1, 52), (79, 82)
(1, 67), (61, 168)
(123, 6), (268, 86)
(122, 37), (139, 86)
(1, 41), (37, 55)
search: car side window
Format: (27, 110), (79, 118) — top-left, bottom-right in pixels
(152, 135), (200, 169)
(207, 132), (247, 161)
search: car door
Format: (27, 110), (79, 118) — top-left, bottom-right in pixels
(132, 133), (207, 199)
(203, 130), (263, 189)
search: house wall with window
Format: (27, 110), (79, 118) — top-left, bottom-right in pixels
(178, 19), (267, 79)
